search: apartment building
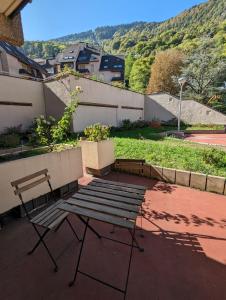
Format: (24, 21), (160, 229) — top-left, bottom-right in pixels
(0, 41), (47, 79)
(53, 42), (124, 83)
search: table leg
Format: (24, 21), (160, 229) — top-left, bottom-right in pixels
(124, 227), (135, 300)
(78, 215), (101, 239)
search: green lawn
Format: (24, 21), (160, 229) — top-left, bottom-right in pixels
(111, 127), (226, 177)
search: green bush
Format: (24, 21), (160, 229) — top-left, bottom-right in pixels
(34, 100), (78, 150)
(0, 134), (21, 148)
(121, 119), (149, 130)
(121, 119), (133, 130)
(4, 124), (22, 135)
(84, 123), (110, 142)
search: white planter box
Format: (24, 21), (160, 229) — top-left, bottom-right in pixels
(0, 147), (83, 214)
(79, 139), (115, 174)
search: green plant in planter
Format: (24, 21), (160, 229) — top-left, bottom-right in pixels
(84, 123), (110, 142)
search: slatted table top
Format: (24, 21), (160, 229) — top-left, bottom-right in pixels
(58, 178), (146, 230)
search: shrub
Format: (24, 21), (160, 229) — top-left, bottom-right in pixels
(34, 100), (78, 150)
(121, 119), (133, 130)
(0, 134), (20, 148)
(133, 120), (149, 128)
(84, 123), (110, 142)
(4, 124), (22, 135)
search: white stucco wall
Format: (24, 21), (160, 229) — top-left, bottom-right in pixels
(0, 75), (45, 132)
(44, 75), (144, 132)
(145, 93), (226, 124)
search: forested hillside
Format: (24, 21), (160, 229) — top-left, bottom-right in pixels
(22, 0), (225, 96)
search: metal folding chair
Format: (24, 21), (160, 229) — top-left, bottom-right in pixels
(11, 169), (81, 272)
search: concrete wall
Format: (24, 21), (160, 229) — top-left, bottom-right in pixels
(0, 147), (83, 214)
(0, 74), (46, 133)
(44, 76), (144, 132)
(145, 93), (226, 124)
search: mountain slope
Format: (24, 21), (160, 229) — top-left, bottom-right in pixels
(22, 0), (225, 60)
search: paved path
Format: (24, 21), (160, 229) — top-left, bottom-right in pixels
(185, 133), (226, 146)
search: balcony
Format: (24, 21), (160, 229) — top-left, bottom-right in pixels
(1, 171), (226, 299)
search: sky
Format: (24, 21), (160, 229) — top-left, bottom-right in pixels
(22, 0), (206, 41)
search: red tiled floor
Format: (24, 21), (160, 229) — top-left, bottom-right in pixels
(185, 133), (226, 146)
(1, 172), (226, 300)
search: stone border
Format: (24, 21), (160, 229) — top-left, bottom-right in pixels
(113, 160), (226, 195)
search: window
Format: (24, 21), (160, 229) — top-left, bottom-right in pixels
(113, 64), (123, 68)
(104, 59), (109, 62)
(64, 56), (74, 60)
(104, 65), (108, 69)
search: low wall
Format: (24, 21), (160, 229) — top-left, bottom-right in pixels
(114, 159), (226, 195)
(0, 147), (83, 214)
(44, 76), (144, 132)
(145, 93), (226, 125)
(0, 74), (46, 133)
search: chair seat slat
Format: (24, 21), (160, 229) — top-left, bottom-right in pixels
(41, 210), (67, 227)
(31, 200), (64, 223)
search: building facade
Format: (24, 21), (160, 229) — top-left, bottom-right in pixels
(0, 41), (47, 79)
(52, 42), (124, 83)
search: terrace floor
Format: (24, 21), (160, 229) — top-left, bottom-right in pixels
(185, 133), (226, 146)
(1, 172), (226, 300)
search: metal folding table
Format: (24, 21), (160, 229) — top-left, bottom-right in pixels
(58, 178), (146, 299)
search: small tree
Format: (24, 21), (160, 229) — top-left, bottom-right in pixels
(129, 56), (153, 93)
(147, 49), (185, 95)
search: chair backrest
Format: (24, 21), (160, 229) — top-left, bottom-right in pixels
(11, 169), (53, 219)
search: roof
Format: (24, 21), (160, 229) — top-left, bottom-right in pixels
(0, 0), (31, 17)
(77, 48), (100, 64)
(0, 41), (47, 75)
(99, 55), (124, 72)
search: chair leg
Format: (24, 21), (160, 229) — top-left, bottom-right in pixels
(30, 224), (58, 272)
(69, 217), (89, 287)
(65, 217), (81, 242)
(27, 228), (49, 255)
